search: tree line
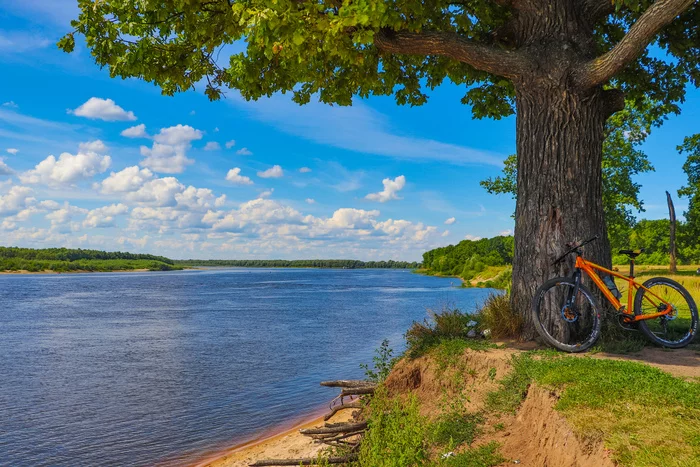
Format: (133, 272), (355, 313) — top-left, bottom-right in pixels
(174, 259), (420, 269)
(0, 247), (179, 272)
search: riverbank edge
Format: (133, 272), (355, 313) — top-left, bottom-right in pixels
(0, 267), (191, 275)
(189, 404), (336, 467)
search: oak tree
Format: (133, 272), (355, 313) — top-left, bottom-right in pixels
(61, 0), (700, 337)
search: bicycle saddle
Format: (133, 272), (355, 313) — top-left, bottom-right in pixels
(619, 248), (645, 258)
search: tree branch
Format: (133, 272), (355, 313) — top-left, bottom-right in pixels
(574, 0), (696, 89)
(374, 29), (528, 79)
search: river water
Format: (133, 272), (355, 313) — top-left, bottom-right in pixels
(0, 268), (494, 466)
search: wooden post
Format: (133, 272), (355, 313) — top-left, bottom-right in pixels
(666, 191), (677, 274)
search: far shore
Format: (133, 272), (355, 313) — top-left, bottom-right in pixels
(0, 268), (172, 275)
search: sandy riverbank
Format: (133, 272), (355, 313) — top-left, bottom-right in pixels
(193, 409), (354, 467)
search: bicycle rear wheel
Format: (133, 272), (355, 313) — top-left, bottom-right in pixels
(532, 277), (602, 352)
(634, 277), (698, 348)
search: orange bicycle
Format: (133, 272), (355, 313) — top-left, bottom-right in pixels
(532, 236), (698, 352)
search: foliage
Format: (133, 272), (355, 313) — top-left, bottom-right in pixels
(488, 353), (700, 466)
(678, 134), (700, 258)
(174, 259), (420, 269)
(477, 293), (522, 339)
(421, 236), (513, 280)
(405, 307), (493, 359)
(0, 247), (179, 272)
(359, 390), (428, 467)
(430, 412), (483, 448)
(361, 339), (396, 383)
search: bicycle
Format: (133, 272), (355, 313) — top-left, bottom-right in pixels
(532, 235), (699, 353)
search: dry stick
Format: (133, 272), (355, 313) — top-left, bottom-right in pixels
(324, 401), (362, 421)
(300, 421), (368, 436)
(250, 455), (358, 466)
(320, 380), (376, 388)
(340, 387), (374, 397)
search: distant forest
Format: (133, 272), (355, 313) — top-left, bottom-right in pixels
(0, 247), (180, 272)
(174, 259), (421, 269)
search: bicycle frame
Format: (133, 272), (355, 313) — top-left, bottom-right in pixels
(574, 256), (673, 322)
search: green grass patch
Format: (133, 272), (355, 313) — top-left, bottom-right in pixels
(438, 442), (504, 467)
(430, 412), (484, 448)
(487, 352), (700, 466)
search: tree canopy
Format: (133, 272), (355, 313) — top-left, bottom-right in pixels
(60, 0), (699, 118)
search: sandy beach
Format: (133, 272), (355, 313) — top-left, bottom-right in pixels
(193, 409), (354, 467)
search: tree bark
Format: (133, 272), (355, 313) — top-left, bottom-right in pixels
(511, 82), (614, 339)
(667, 191), (677, 274)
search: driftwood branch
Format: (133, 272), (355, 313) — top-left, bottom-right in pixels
(300, 421), (368, 436)
(250, 455), (358, 466)
(320, 380), (375, 388)
(340, 386), (375, 397)
(324, 401), (362, 421)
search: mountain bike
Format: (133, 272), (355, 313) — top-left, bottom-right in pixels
(532, 236), (699, 353)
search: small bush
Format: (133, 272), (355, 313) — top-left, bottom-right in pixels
(431, 412), (484, 448)
(361, 339), (396, 383)
(359, 391), (428, 467)
(405, 308), (482, 358)
(478, 293), (522, 339)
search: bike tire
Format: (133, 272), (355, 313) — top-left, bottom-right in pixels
(532, 277), (602, 353)
(634, 277), (699, 348)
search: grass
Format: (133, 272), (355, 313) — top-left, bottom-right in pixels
(487, 352), (700, 466)
(438, 442), (504, 467)
(477, 293), (522, 339)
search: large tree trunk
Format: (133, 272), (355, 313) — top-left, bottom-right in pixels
(511, 83), (614, 340)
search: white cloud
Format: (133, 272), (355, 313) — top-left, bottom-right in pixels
(365, 175), (406, 203)
(225, 167), (253, 185)
(139, 124), (203, 173)
(236, 147), (253, 156)
(442, 230), (450, 237)
(306, 198), (316, 204)
(70, 97), (137, 121)
(123, 177), (185, 207)
(258, 189), (274, 199)
(204, 142), (221, 151)
(20, 141), (111, 187)
(0, 158), (13, 175)
(83, 203), (129, 228)
(2, 101), (18, 108)
(499, 229), (513, 236)
(257, 165), (284, 179)
(99, 166), (154, 194)
(6, 148), (19, 155)
(121, 124), (148, 138)
(0, 185), (35, 215)
(465, 234), (482, 241)
(445, 217), (456, 225)
(225, 140), (236, 149)
(46, 203), (88, 230)
(299, 167), (312, 173)
(325, 208), (380, 229)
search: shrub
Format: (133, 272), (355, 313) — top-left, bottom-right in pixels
(477, 293), (522, 339)
(405, 308), (477, 358)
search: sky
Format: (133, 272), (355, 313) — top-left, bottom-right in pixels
(0, 2), (698, 261)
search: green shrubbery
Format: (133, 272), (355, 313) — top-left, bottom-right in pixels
(0, 247), (180, 272)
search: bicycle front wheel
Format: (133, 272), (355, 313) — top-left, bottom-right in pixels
(532, 277), (602, 352)
(634, 277), (699, 348)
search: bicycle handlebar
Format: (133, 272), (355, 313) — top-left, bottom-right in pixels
(552, 235), (599, 265)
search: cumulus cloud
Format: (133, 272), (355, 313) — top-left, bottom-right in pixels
(226, 167), (253, 185)
(258, 189), (274, 199)
(140, 124), (203, 173)
(20, 141), (111, 187)
(257, 165), (284, 179)
(236, 147), (253, 156)
(465, 234), (482, 241)
(0, 158), (13, 175)
(46, 203), (88, 231)
(121, 124), (148, 138)
(325, 208), (380, 229)
(499, 229), (513, 236)
(306, 198), (316, 204)
(0, 185), (35, 215)
(445, 217), (456, 225)
(365, 175), (406, 203)
(83, 203), (129, 228)
(203, 142), (221, 151)
(6, 148), (19, 155)
(70, 97), (137, 121)
(99, 166), (155, 194)
(299, 167), (312, 173)
(225, 140), (236, 149)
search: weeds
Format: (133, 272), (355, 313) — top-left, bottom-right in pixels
(477, 293), (522, 339)
(438, 442), (504, 467)
(430, 412), (484, 449)
(405, 307), (491, 359)
(361, 339), (396, 383)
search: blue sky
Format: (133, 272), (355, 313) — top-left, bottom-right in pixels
(0, 1), (697, 261)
